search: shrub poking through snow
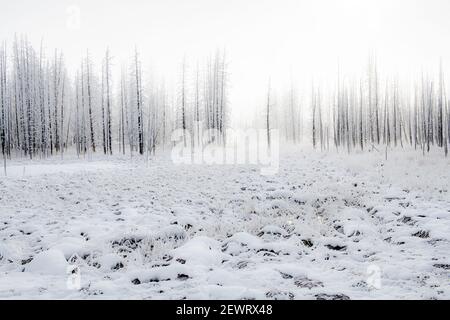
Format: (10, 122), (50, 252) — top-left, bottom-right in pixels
(315, 293), (350, 300)
(294, 276), (324, 289)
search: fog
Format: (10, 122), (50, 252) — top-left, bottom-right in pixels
(1, 0), (450, 121)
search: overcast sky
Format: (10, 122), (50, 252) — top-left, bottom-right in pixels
(1, 0), (450, 120)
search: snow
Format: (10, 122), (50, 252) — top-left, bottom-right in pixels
(4, 161), (118, 178)
(25, 250), (68, 275)
(170, 237), (226, 266)
(0, 148), (449, 299)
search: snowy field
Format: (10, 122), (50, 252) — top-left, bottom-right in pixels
(0, 148), (449, 299)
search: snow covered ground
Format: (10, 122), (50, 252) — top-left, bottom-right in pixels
(0, 148), (449, 299)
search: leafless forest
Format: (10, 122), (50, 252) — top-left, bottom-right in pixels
(1, 38), (449, 165)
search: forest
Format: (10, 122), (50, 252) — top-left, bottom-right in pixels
(1, 37), (449, 168)
(0, 37), (228, 163)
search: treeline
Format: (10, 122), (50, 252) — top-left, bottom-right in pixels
(268, 58), (449, 156)
(1, 37), (449, 161)
(0, 37), (229, 160)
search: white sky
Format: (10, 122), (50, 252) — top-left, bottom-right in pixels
(1, 0), (450, 121)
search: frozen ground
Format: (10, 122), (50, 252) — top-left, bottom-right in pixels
(0, 148), (449, 299)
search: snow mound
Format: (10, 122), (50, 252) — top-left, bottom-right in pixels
(25, 250), (68, 275)
(130, 264), (191, 284)
(171, 236), (227, 266)
(50, 237), (88, 259)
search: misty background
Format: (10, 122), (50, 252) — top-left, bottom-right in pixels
(1, 0), (450, 124)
